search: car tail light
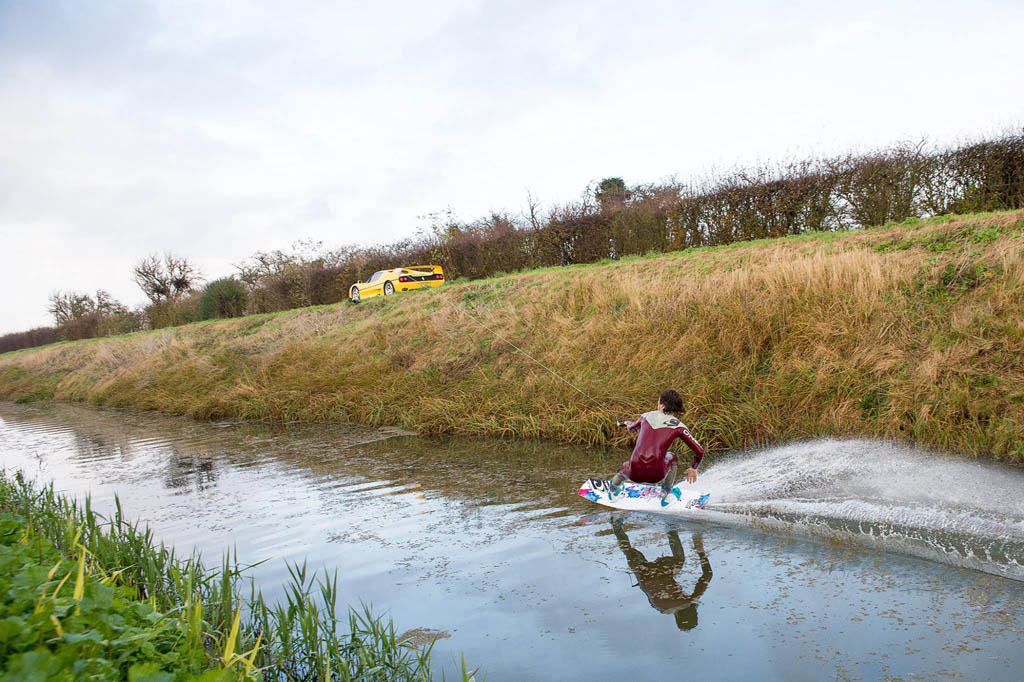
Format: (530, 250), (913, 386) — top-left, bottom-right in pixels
(399, 276), (411, 282)
(435, 273), (444, 280)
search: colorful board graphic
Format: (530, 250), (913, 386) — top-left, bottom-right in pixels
(577, 478), (710, 514)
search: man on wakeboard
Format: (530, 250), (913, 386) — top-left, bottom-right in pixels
(608, 389), (704, 506)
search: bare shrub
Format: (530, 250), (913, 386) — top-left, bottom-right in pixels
(0, 327), (62, 354)
(134, 253), (203, 304)
(48, 290), (143, 341)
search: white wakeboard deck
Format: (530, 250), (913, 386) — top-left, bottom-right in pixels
(578, 478), (710, 514)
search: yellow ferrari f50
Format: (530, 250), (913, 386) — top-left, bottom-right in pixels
(349, 265), (445, 303)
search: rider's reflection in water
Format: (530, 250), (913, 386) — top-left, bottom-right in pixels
(611, 519), (712, 630)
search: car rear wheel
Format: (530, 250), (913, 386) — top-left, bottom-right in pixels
(383, 281), (395, 296)
(350, 287), (360, 303)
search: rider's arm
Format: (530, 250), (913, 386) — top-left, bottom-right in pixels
(676, 426), (705, 469)
(623, 418), (642, 433)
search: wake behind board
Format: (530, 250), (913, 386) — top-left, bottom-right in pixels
(578, 478), (710, 514)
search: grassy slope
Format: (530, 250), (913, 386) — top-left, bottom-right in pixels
(2, 211), (1023, 461)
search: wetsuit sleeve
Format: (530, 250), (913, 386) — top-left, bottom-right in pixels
(676, 426), (705, 469)
(624, 418), (642, 433)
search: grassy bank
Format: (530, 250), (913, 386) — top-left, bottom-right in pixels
(0, 472), (468, 681)
(2, 211), (1023, 461)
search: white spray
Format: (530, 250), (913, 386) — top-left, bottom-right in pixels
(696, 439), (1024, 580)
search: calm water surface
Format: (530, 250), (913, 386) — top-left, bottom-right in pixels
(1, 402), (1022, 681)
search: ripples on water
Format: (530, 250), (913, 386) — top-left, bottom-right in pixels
(1, 402), (1023, 681)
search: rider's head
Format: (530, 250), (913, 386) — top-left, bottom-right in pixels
(658, 389), (683, 415)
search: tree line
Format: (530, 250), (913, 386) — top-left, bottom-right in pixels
(2, 131), (1022, 354)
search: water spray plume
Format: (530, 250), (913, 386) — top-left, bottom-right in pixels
(699, 439), (1024, 580)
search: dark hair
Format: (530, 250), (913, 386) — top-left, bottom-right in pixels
(660, 389), (683, 414)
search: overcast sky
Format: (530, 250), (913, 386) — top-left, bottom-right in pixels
(1, 0), (1022, 333)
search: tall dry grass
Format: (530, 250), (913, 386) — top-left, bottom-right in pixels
(2, 211), (1023, 461)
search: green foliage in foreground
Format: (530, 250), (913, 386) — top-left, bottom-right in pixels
(0, 512), (226, 681)
(0, 472), (476, 682)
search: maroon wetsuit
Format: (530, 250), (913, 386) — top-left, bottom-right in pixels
(619, 410), (704, 484)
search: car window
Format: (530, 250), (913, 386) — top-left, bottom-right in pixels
(368, 271), (384, 283)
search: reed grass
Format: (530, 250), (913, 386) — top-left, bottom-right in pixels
(0, 471), (477, 681)
(1, 211), (1023, 461)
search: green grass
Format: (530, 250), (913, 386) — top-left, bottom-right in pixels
(0, 472), (476, 681)
(2, 210), (1024, 461)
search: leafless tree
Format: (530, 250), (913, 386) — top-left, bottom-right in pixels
(133, 253), (203, 303)
(47, 290), (135, 340)
(48, 291), (96, 325)
(526, 190), (544, 231)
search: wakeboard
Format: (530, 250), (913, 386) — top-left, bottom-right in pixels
(577, 478), (710, 513)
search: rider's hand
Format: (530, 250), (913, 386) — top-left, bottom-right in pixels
(684, 467), (698, 484)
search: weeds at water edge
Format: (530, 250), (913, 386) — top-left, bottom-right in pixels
(0, 471), (479, 681)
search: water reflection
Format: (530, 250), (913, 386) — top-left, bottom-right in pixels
(165, 451), (218, 492)
(0, 402), (621, 513)
(609, 519), (712, 630)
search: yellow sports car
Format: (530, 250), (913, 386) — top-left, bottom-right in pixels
(349, 265), (445, 303)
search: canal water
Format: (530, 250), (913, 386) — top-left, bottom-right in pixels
(1, 402), (1022, 681)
